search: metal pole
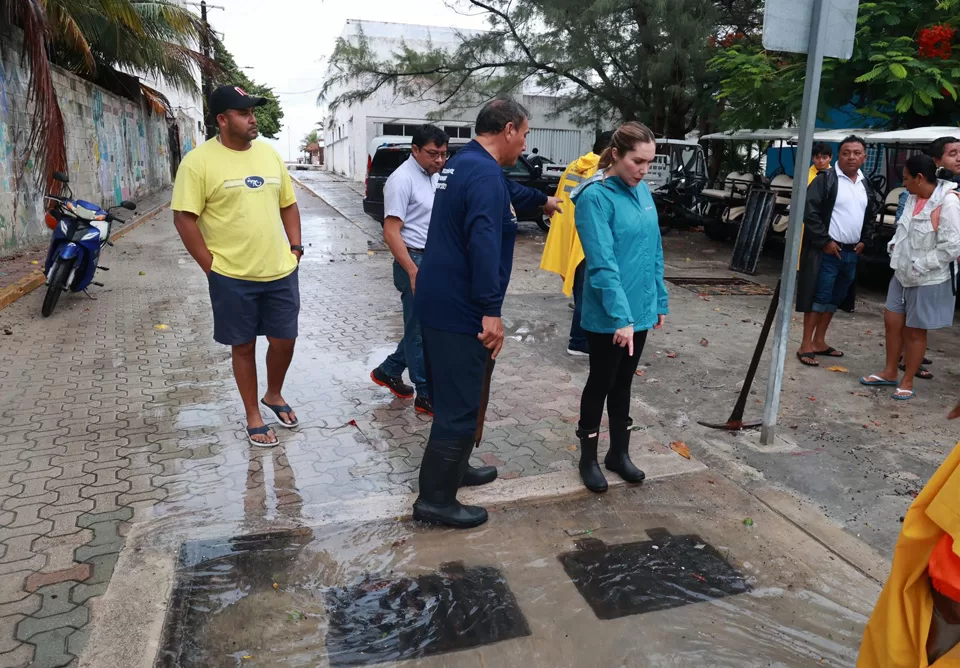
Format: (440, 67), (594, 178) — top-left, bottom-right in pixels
(200, 0), (215, 140)
(760, 0), (829, 445)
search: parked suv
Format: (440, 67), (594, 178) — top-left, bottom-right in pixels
(362, 137), (562, 231)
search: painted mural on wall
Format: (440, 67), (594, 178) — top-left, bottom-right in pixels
(0, 30), (174, 254)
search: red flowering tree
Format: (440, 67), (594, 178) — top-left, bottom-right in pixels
(710, 1), (960, 128)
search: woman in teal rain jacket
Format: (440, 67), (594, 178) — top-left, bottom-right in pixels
(571, 121), (669, 493)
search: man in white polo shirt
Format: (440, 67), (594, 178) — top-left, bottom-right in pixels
(370, 125), (450, 415)
(795, 135), (879, 367)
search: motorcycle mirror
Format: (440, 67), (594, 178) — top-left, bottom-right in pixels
(121, 201), (137, 211)
(53, 171), (69, 183)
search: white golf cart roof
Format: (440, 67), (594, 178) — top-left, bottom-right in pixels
(809, 128), (880, 143)
(657, 138), (701, 147)
(867, 126), (960, 145)
(700, 128), (798, 141)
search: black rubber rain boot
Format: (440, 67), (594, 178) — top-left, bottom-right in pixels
(413, 437), (488, 528)
(461, 463), (498, 487)
(576, 424), (608, 493)
(604, 418), (645, 483)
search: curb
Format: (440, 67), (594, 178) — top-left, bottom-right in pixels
(0, 200), (170, 313)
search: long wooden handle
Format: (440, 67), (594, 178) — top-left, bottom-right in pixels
(474, 352), (496, 448)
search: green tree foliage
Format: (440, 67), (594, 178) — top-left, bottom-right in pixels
(320, 0), (762, 138)
(209, 43), (284, 139)
(1, 0), (215, 186)
(300, 128), (320, 151)
(710, 1), (960, 129)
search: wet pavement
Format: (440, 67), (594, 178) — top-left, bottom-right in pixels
(149, 473), (878, 667)
(0, 168), (957, 665)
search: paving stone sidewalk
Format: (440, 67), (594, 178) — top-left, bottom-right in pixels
(0, 178), (637, 667)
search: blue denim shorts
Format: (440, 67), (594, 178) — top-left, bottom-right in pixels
(207, 268), (300, 345)
(812, 250), (858, 313)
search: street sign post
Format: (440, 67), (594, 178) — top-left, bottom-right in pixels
(759, 0), (859, 445)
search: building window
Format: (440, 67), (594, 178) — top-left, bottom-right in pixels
(444, 126), (472, 138)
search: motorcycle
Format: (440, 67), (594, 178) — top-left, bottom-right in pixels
(41, 171), (137, 317)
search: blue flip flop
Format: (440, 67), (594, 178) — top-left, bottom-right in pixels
(892, 388), (916, 401)
(260, 399), (300, 428)
(860, 375), (898, 387)
(247, 424), (278, 447)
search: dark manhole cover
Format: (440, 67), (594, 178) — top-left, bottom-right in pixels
(666, 276), (774, 296)
(158, 531), (529, 667)
(558, 528), (749, 620)
(324, 561), (530, 666)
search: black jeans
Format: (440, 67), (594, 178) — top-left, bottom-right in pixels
(579, 330), (648, 428)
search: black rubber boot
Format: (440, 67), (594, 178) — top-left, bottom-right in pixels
(604, 418), (645, 483)
(413, 437), (488, 528)
(576, 425), (608, 493)
(461, 464), (498, 487)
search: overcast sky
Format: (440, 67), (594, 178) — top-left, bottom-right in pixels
(209, 0), (488, 160)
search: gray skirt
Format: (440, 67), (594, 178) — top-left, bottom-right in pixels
(885, 275), (956, 330)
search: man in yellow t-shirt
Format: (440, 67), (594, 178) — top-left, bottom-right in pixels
(172, 85), (303, 447)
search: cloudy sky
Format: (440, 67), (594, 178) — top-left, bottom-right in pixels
(209, 0), (489, 160)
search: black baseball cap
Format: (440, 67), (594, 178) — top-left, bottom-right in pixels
(209, 85), (267, 117)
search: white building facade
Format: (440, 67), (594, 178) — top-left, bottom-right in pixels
(324, 20), (597, 181)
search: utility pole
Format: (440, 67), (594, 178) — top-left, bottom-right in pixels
(200, 1), (214, 139)
(187, 0), (224, 138)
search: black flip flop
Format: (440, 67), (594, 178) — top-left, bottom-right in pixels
(260, 399), (300, 428)
(813, 347), (844, 358)
(899, 362), (933, 380)
(247, 425), (278, 447)
(797, 351), (819, 367)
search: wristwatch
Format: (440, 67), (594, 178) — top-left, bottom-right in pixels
(290, 244), (305, 254)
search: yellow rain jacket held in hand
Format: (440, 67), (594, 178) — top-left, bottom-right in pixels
(540, 152), (601, 296)
(858, 442), (960, 667)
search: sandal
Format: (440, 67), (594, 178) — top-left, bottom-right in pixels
(898, 362), (933, 380)
(813, 347), (844, 357)
(860, 374), (898, 387)
(261, 399), (299, 428)
(892, 388), (916, 401)
(247, 425), (279, 447)
(797, 351), (819, 367)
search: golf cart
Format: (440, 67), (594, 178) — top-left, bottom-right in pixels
(644, 138), (709, 235)
(699, 128), (801, 241)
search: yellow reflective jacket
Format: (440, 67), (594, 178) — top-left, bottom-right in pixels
(858, 442), (960, 667)
(540, 152), (601, 296)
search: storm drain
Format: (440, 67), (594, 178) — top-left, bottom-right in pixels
(324, 561), (530, 666)
(558, 528), (749, 620)
(666, 276), (775, 296)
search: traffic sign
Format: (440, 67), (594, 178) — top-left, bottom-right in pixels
(762, 0), (859, 60)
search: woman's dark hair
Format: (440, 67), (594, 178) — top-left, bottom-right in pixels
(812, 142), (832, 158)
(905, 153), (939, 184)
(598, 122), (655, 170)
(411, 124), (449, 150)
(475, 98), (530, 135)
(927, 136), (960, 160)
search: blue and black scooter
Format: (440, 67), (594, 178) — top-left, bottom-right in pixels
(40, 171), (136, 317)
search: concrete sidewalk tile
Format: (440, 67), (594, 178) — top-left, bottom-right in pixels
(25, 564), (92, 594)
(0, 643), (34, 668)
(15, 605), (87, 642)
(22, 626), (74, 668)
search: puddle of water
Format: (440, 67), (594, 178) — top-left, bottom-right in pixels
(157, 503), (869, 668)
(559, 528), (748, 620)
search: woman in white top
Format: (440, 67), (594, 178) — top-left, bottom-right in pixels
(861, 154), (960, 400)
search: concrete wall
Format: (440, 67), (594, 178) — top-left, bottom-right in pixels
(0, 28), (174, 254)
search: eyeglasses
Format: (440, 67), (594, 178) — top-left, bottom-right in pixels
(419, 148), (448, 160)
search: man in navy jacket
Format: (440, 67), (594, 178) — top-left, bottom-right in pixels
(413, 98), (533, 528)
